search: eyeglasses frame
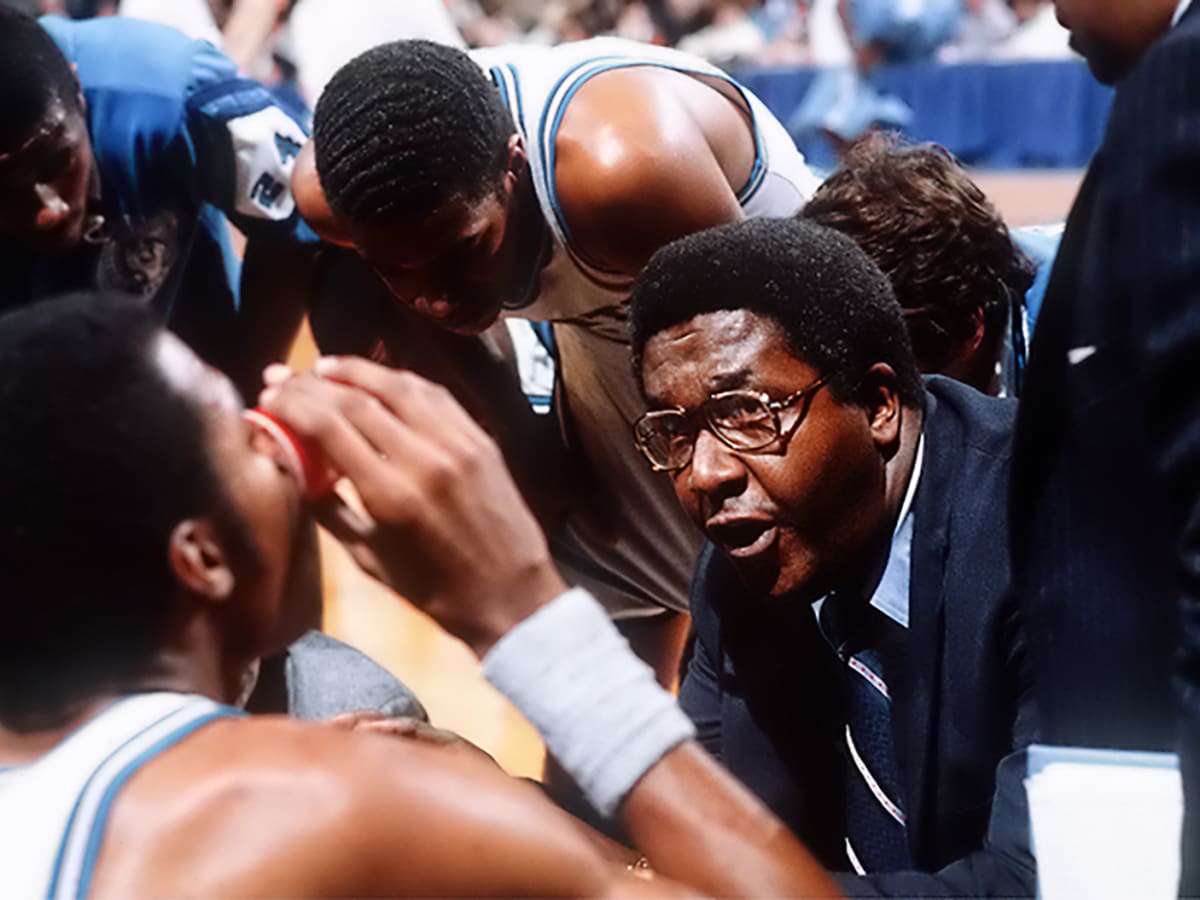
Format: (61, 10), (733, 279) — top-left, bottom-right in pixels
(633, 375), (829, 473)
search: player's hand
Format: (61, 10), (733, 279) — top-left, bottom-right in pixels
(324, 711), (500, 766)
(259, 357), (568, 656)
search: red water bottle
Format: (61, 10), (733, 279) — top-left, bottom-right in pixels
(244, 408), (340, 499)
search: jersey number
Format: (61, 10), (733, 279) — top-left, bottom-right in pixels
(249, 173), (286, 210)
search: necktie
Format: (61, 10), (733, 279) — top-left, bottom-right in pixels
(841, 644), (912, 873)
(820, 599), (913, 874)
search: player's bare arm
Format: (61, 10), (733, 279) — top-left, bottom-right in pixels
(553, 66), (756, 276)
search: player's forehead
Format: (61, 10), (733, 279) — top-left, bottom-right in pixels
(152, 331), (241, 418)
(352, 192), (503, 268)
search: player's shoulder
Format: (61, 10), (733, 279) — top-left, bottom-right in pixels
(141, 714), (517, 823)
(124, 715), (374, 810)
(553, 73), (708, 211)
(167, 713), (427, 780)
(40, 14), (221, 103)
(100, 715), (624, 897)
(551, 52), (748, 206)
(551, 67), (745, 272)
(95, 716), (457, 894)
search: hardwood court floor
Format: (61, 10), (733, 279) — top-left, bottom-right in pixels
(288, 322), (546, 778)
(319, 529), (546, 777)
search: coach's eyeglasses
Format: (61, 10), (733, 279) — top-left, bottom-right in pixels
(633, 377), (828, 472)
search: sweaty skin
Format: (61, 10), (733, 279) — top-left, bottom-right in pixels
(0, 103), (96, 252)
(0, 703), (678, 897)
(88, 715), (678, 897)
(291, 141), (350, 246)
(550, 65), (755, 276)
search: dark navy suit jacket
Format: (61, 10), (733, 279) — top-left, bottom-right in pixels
(680, 377), (1037, 896)
(1009, 7), (1200, 891)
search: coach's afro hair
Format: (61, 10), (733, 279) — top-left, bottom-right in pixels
(629, 218), (926, 411)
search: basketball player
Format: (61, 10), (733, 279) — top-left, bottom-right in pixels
(0, 9), (316, 395)
(291, 38), (822, 680)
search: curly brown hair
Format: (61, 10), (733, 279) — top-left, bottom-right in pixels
(802, 133), (1033, 390)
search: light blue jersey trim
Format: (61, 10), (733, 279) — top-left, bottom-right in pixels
(47, 700), (239, 899)
(536, 54), (624, 238)
(734, 142), (767, 204)
(47, 707), (192, 898)
(187, 75), (276, 123)
(0, 696), (126, 779)
(506, 65), (525, 134)
(491, 66), (512, 118)
(490, 64), (527, 140)
(72, 710), (234, 897)
(536, 58), (769, 253)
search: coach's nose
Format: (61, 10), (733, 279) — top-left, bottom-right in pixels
(689, 428), (748, 515)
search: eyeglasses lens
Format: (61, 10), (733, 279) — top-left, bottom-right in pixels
(708, 393), (776, 449)
(635, 413), (688, 470)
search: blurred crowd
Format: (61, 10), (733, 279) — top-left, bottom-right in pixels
(9, 0), (1074, 104)
(448, 0), (1073, 68)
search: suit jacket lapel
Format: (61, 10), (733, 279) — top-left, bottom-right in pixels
(901, 388), (955, 863)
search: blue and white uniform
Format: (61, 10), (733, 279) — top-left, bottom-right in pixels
(0, 16), (315, 324)
(0, 693), (237, 899)
(472, 40), (821, 617)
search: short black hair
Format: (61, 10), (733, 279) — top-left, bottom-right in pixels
(802, 133), (1034, 375)
(313, 40), (515, 225)
(629, 218), (926, 411)
(0, 293), (235, 731)
(0, 7), (83, 154)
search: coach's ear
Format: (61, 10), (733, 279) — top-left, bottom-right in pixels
(291, 140), (356, 247)
(169, 519), (235, 602)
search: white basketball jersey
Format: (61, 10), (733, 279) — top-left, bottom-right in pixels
(474, 37), (822, 327)
(471, 40), (820, 617)
(0, 693), (234, 899)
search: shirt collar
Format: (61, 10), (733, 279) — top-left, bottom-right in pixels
(813, 431), (924, 635)
(867, 431), (924, 630)
(1175, 0), (1193, 27)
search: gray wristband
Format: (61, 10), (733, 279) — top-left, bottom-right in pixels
(482, 588), (696, 816)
